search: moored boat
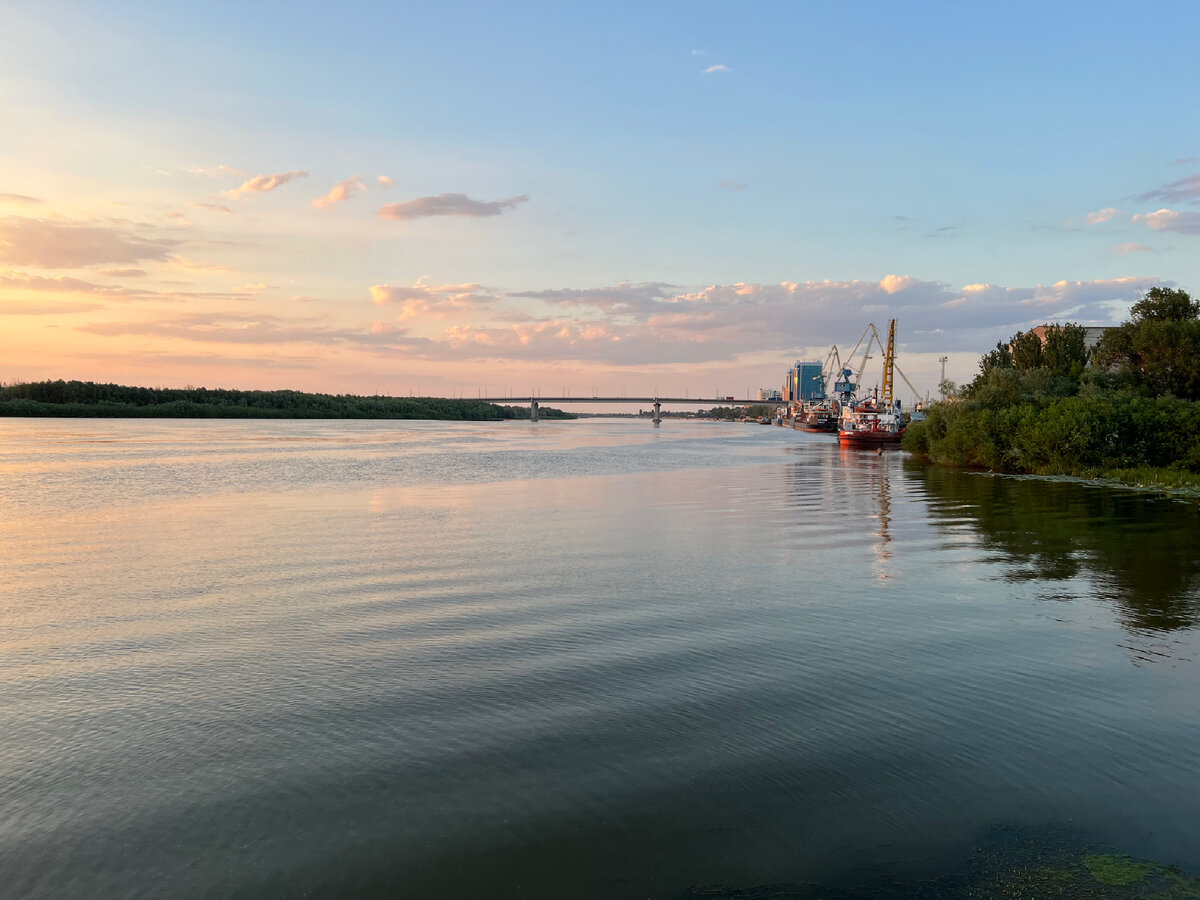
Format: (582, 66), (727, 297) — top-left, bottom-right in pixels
(801, 398), (840, 432)
(837, 319), (907, 447)
(837, 398), (905, 445)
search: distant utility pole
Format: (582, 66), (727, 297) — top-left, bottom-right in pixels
(939, 356), (948, 398)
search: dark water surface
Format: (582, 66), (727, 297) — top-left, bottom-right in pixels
(1, 419), (1197, 898)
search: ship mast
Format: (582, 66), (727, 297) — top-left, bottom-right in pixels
(881, 319), (896, 407)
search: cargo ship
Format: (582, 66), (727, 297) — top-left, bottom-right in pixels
(838, 319), (907, 447)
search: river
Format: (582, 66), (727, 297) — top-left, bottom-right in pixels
(1, 418), (1197, 897)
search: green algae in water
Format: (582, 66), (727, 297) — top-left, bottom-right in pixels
(1083, 854), (1159, 886)
(683, 825), (1200, 899)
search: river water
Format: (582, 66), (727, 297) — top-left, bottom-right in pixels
(1, 419), (1197, 898)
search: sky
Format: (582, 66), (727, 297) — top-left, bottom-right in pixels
(1, 0), (1198, 403)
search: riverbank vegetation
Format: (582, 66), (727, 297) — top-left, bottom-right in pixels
(903, 287), (1200, 488)
(0, 381), (575, 420)
(708, 404), (778, 420)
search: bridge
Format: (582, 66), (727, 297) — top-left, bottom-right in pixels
(475, 396), (788, 424)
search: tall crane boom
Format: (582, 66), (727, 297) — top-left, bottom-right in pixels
(881, 319), (896, 406)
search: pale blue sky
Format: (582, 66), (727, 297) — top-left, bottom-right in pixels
(1, 1), (1197, 395)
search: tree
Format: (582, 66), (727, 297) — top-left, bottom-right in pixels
(979, 341), (1013, 376)
(1041, 323), (1089, 376)
(1130, 286), (1200, 324)
(1093, 287), (1200, 400)
(1010, 330), (1043, 371)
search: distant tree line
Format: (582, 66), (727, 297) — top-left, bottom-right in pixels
(707, 404), (776, 420)
(905, 287), (1200, 481)
(0, 381), (575, 420)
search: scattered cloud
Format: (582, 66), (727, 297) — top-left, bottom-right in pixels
(1136, 171), (1200, 205)
(0, 300), (104, 315)
(184, 164), (249, 178)
(378, 193), (528, 220)
(880, 274), (916, 294)
(369, 280), (495, 321)
(38, 269), (1175, 369)
(314, 175), (366, 210)
(1085, 207), (1119, 225)
(719, 180), (748, 191)
(166, 255), (231, 272)
(377, 175), (395, 188)
(1132, 208), (1200, 234)
(0, 270), (141, 296)
(0, 216), (178, 267)
(0, 268), (265, 303)
(166, 211), (193, 227)
(188, 202), (236, 214)
(98, 267), (147, 277)
(77, 311), (414, 350)
(703, 64), (731, 74)
(0, 193), (43, 206)
(1113, 242), (1151, 256)
(224, 170), (309, 199)
(510, 282), (675, 316)
(691, 49), (705, 56)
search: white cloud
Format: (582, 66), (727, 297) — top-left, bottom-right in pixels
(1085, 207), (1119, 225)
(184, 164), (249, 179)
(880, 274), (916, 294)
(1132, 208), (1200, 234)
(703, 64), (731, 74)
(377, 175), (395, 188)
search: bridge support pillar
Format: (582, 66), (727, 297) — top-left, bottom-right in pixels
(652, 400), (661, 426)
(530, 399), (539, 422)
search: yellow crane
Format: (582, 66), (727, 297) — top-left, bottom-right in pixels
(882, 319), (895, 407)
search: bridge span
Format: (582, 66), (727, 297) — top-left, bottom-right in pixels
(474, 396), (787, 424)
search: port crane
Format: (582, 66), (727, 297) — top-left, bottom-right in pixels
(835, 320), (921, 408)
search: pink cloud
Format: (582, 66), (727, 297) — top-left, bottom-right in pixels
(369, 281), (494, 321)
(224, 170), (309, 199)
(313, 176), (366, 211)
(0, 216), (177, 267)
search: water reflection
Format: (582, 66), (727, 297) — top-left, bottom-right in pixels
(907, 460), (1200, 635)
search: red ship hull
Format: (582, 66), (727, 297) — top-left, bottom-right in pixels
(837, 429), (904, 446)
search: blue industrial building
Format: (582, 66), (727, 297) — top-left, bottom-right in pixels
(784, 360), (824, 403)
